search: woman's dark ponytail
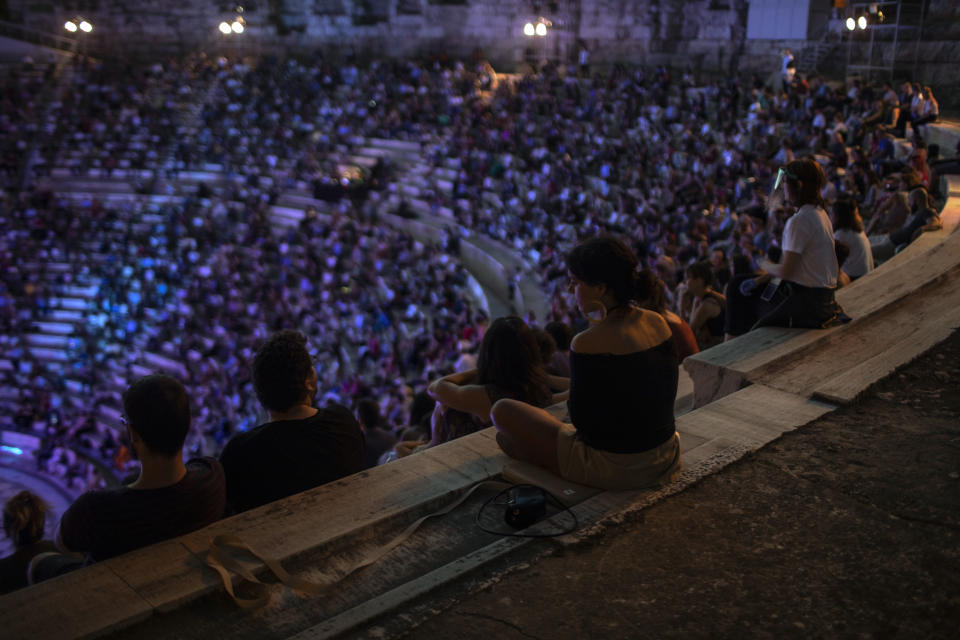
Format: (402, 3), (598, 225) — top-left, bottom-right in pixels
(632, 269), (656, 305)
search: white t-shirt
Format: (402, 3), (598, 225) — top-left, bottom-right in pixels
(834, 227), (874, 278)
(782, 204), (839, 288)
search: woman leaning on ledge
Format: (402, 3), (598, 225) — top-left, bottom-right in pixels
(492, 236), (681, 491)
(725, 157), (849, 337)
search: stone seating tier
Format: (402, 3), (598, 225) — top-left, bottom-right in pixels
(0, 384), (832, 640)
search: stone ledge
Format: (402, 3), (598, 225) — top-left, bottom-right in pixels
(0, 378), (835, 640)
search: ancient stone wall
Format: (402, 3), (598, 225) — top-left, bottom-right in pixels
(5, 0), (959, 110)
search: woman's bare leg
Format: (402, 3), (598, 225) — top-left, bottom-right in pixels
(491, 398), (563, 475)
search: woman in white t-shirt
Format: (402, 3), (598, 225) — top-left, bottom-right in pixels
(832, 196), (874, 281)
(911, 86), (938, 134)
(725, 158), (848, 336)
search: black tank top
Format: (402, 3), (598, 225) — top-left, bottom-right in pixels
(566, 340), (678, 454)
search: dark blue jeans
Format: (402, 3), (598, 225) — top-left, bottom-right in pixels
(725, 276), (848, 336)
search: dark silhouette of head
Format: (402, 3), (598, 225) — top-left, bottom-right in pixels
(355, 398), (382, 431)
(476, 316), (549, 404)
(783, 157), (826, 207)
(253, 330), (314, 413)
(833, 196), (864, 233)
(544, 321), (573, 352)
(3, 491), (48, 549)
(566, 236), (651, 306)
(122, 375), (191, 457)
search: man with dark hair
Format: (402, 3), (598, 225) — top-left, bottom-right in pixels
(219, 330), (363, 513)
(55, 375), (224, 562)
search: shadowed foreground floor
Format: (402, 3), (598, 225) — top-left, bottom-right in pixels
(391, 328), (960, 640)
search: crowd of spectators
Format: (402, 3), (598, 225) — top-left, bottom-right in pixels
(410, 64), (947, 334)
(1, 189), (480, 477)
(0, 52), (951, 501)
(2, 54), (492, 486)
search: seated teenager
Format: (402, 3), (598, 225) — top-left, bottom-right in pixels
(864, 171), (919, 237)
(219, 330), (363, 513)
(725, 158), (848, 336)
(683, 260), (726, 350)
(832, 196), (874, 281)
(419, 316), (557, 452)
(55, 375), (225, 563)
(492, 236), (681, 491)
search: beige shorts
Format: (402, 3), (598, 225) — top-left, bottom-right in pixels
(556, 425), (681, 491)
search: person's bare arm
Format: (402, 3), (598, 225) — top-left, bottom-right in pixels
(428, 369), (477, 393)
(546, 374), (569, 391)
(768, 249), (802, 283)
(427, 378), (492, 420)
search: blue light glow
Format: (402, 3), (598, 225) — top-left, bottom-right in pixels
(0, 445), (24, 456)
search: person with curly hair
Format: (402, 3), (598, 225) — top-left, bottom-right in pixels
(219, 330), (363, 513)
(0, 491), (57, 594)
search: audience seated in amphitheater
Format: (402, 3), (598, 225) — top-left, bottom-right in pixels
(492, 237), (682, 490)
(1, 53), (952, 493)
(218, 330), (363, 514)
(0, 186), (478, 474)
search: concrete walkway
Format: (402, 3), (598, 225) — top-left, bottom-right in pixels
(358, 328), (960, 640)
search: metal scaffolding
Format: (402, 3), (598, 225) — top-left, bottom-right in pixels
(844, 0), (927, 82)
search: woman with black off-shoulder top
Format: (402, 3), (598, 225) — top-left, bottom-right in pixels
(492, 236), (681, 490)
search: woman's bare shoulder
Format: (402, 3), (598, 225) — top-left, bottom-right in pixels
(572, 309), (672, 355)
(570, 327), (599, 353)
(637, 308), (673, 345)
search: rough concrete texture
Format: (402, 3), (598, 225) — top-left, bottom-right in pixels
(384, 329), (960, 640)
